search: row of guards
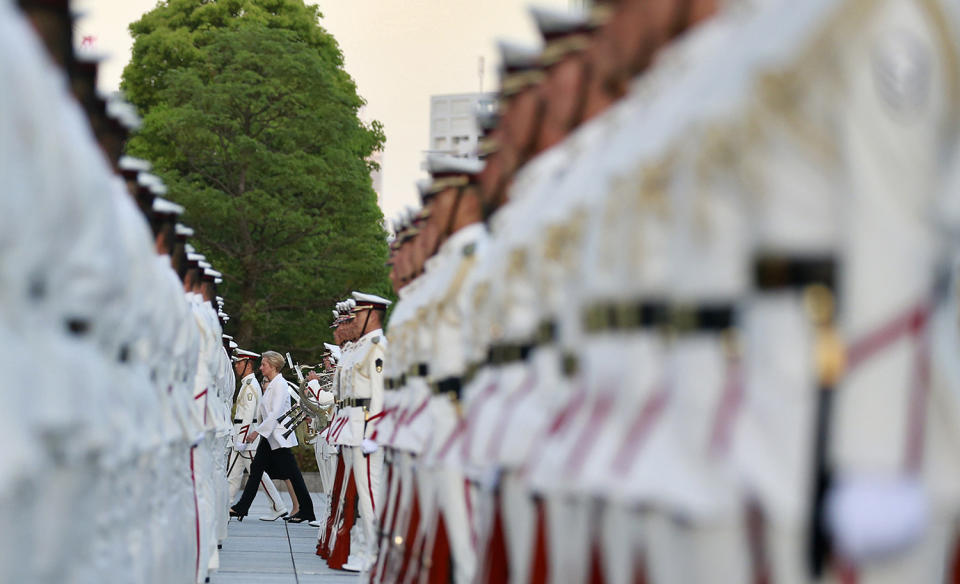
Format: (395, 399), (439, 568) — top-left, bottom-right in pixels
(311, 1), (960, 584)
(2, 1), (238, 583)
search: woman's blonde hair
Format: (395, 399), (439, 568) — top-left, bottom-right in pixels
(261, 351), (285, 372)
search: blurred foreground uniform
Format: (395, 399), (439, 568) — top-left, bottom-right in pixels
(0, 2), (234, 582)
(302, 1), (960, 583)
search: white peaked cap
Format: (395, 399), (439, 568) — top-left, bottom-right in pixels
(415, 178), (433, 197)
(425, 154), (484, 176)
(498, 38), (541, 70)
(152, 197), (183, 215)
(118, 156), (151, 173)
(351, 291), (392, 308)
(529, 5), (589, 38)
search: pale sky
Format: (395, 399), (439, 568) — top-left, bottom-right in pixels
(74, 0), (571, 220)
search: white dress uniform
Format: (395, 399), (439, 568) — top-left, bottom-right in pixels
(422, 218), (488, 584)
(227, 371), (287, 512)
(375, 285), (420, 580)
(826, 1), (960, 582)
(0, 10), (141, 582)
(340, 296), (389, 572)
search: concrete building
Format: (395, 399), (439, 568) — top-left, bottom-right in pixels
(428, 92), (495, 158)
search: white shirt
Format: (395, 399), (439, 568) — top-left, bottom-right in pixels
(255, 374), (298, 449)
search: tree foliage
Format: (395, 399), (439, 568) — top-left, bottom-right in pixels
(122, 0), (392, 362)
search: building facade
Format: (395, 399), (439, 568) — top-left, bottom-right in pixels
(428, 92), (495, 158)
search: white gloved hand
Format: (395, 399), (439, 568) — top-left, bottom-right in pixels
(827, 475), (928, 562)
(362, 438), (379, 455)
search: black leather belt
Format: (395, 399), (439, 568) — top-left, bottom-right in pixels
(386, 373), (411, 389)
(670, 304), (736, 333)
(754, 255), (836, 290)
(407, 363), (429, 377)
(536, 320), (558, 344)
(342, 398), (371, 408)
(233, 418), (258, 424)
(487, 342), (534, 365)
(583, 300), (669, 333)
(430, 376), (463, 400)
(461, 362), (480, 387)
(67, 318), (90, 335)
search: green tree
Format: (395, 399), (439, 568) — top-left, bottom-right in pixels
(122, 0), (392, 363)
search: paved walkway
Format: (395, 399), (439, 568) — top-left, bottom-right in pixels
(211, 493), (360, 584)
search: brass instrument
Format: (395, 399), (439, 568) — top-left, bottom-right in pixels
(285, 353), (336, 443)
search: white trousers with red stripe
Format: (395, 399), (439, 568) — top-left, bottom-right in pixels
(500, 471), (536, 584)
(657, 335), (752, 584)
(736, 293), (819, 584)
(598, 501), (643, 584)
(546, 492), (591, 584)
(435, 465), (479, 584)
(345, 445), (384, 570)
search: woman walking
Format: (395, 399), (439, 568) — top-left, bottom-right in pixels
(230, 351), (315, 523)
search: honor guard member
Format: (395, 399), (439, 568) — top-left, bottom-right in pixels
(416, 154), (488, 584)
(328, 297), (362, 567)
(328, 298), (366, 569)
(381, 204), (441, 583)
(479, 8), (631, 581)
(441, 40), (549, 581)
(153, 217), (205, 584)
(227, 348), (289, 520)
(373, 208), (428, 581)
(318, 304), (352, 560)
(825, 1), (960, 582)
(339, 292), (391, 572)
(398, 197), (460, 582)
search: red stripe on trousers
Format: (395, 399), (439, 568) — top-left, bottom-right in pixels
(368, 455), (376, 514)
(190, 447), (201, 582)
(464, 479), (477, 550)
(485, 371), (537, 459)
(564, 392), (617, 477)
(610, 389), (668, 475)
(709, 358), (744, 457)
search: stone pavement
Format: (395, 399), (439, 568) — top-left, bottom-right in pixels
(211, 492), (360, 584)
